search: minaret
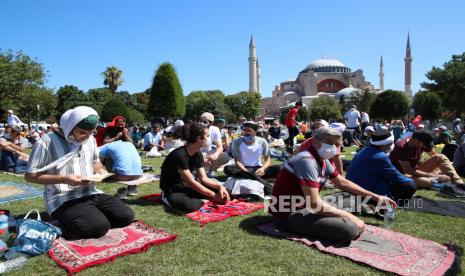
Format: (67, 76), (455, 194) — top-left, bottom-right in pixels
(379, 55), (384, 91)
(404, 33), (413, 97)
(256, 57), (261, 94)
(248, 35), (258, 93)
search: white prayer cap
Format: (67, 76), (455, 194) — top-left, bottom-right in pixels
(364, 126), (374, 133)
(439, 126), (447, 131)
(175, 120), (184, 127)
(329, 123), (346, 134)
(417, 124), (425, 129)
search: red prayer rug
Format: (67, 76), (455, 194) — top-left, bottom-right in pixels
(49, 221), (176, 274)
(185, 199), (264, 226)
(257, 223), (458, 276)
(140, 193), (162, 202)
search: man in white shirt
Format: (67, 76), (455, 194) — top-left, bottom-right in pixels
(344, 105), (362, 146)
(199, 112), (231, 174)
(6, 110), (23, 127)
(224, 122), (279, 194)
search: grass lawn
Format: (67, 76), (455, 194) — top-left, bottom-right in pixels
(1, 146), (464, 275)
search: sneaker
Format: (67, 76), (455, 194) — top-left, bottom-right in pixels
(439, 184), (465, 199)
(115, 188), (128, 200)
(127, 185), (138, 196)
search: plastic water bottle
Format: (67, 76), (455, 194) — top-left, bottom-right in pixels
(0, 256), (28, 273)
(384, 204), (395, 228)
(0, 211), (9, 242)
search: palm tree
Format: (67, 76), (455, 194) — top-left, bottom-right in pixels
(102, 66), (124, 94)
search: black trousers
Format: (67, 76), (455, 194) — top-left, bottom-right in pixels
(223, 165), (280, 195)
(390, 181), (417, 205)
(52, 194), (134, 240)
(285, 126), (299, 153)
(277, 208), (360, 244)
(164, 187), (210, 213)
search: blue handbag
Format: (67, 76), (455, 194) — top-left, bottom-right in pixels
(11, 209), (61, 256)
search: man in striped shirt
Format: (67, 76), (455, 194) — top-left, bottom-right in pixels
(25, 106), (134, 240)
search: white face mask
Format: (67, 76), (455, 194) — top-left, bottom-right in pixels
(68, 134), (86, 146)
(317, 142), (338, 160)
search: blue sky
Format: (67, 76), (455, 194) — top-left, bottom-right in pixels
(2, 1), (464, 97)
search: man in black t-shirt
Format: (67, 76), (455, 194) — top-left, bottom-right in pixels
(160, 146), (204, 192)
(268, 120), (281, 140)
(160, 124), (230, 213)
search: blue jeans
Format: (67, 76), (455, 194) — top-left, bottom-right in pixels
(0, 151), (28, 173)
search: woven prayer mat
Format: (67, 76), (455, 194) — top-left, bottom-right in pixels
(185, 199), (264, 226)
(49, 221), (176, 274)
(0, 181), (42, 204)
(257, 222), (458, 276)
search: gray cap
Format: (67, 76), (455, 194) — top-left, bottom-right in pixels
(314, 126), (342, 141)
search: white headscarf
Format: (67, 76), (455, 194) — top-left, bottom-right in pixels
(60, 106), (98, 143)
(36, 106), (98, 173)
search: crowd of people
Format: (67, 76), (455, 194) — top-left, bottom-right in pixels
(1, 103), (465, 244)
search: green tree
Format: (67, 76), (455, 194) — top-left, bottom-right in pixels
(370, 90), (409, 121)
(412, 90), (443, 121)
(56, 85), (89, 118)
(87, 87), (113, 115)
(127, 108), (146, 125)
(422, 53), (465, 117)
(309, 97), (342, 121)
(147, 62), (185, 119)
(185, 90), (226, 120)
(16, 86), (57, 125)
(102, 66), (124, 94)
(0, 49), (47, 105)
(225, 91), (261, 120)
(100, 98), (129, 122)
(339, 89), (377, 114)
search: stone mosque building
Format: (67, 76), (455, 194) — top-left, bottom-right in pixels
(249, 34), (413, 117)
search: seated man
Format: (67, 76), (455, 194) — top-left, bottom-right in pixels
(25, 106), (134, 240)
(224, 121), (278, 195)
(437, 126), (453, 145)
(103, 116), (133, 145)
(162, 120), (185, 154)
(143, 123), (164, 152)
(346, 129), (417, 203)
(298, 122), (344, 175)
(99, 140), (143, 199)
(269, 127), (396, 243)
(160, 123), (230, 213)
(0, 125), (29, 173)
(199, 112), (231, 174)
(390, 130), (464, 189)
(268, 120), (281, 140)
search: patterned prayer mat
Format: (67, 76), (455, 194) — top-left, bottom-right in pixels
(118, 173), (160, 186)
(0, 181), (42, 204)
(257, 223), (458, 276)
(49, 221), (176, 274)
(140, 193), (162, 202)
(185, 199), (264, 226)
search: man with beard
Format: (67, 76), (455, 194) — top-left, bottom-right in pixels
(103, 116), (133, 145)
